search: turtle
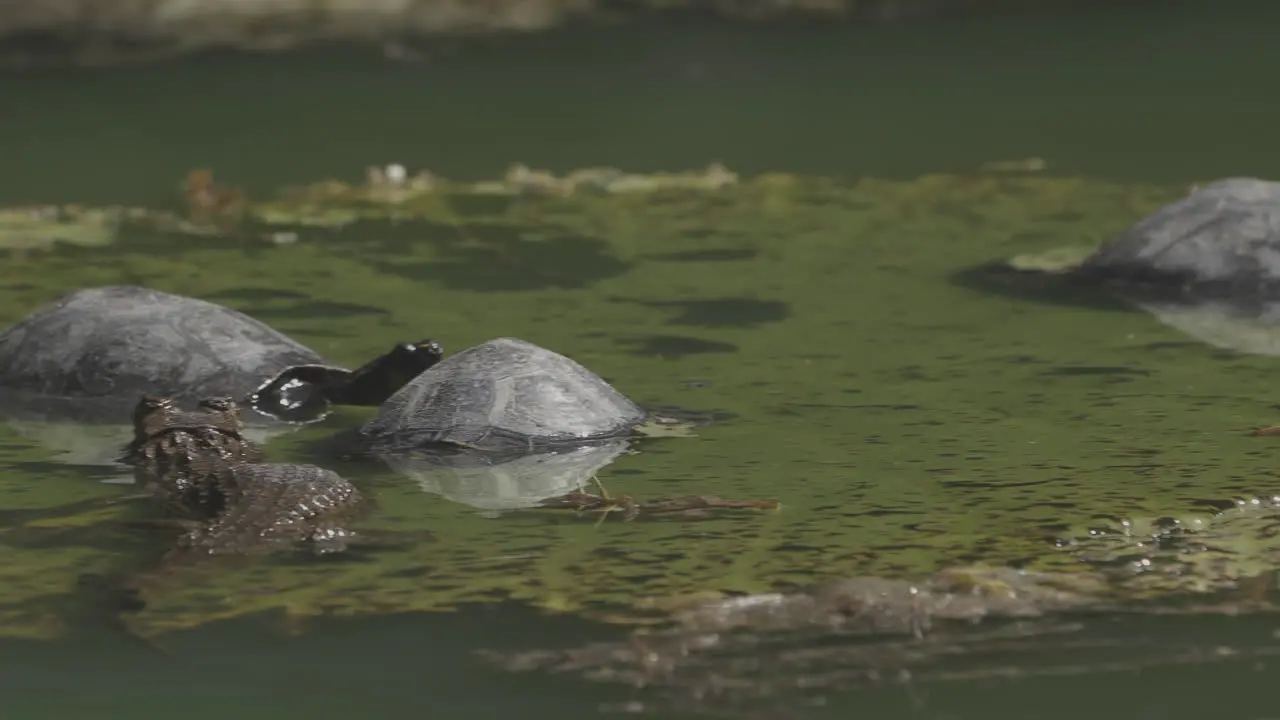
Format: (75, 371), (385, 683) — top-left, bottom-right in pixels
(1074, 177), (1280, 296)
(359, 337), (648, 454)
(0, 285), (444, 424)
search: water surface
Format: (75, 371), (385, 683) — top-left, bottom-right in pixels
(2, 3), (1280, 718)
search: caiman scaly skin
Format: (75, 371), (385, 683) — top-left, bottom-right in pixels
(121, 395), (363, 554)
(121, 395), (264, 518)
(180, 462), (362, 555)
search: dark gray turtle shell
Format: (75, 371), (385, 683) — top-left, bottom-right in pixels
(1078, 178), (1280, 293)
(0, 285), (323, 406)
(361, 337), (645, 452)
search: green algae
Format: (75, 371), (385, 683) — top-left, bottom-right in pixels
(0, 206), (121, 250)
(6, 169), (1280, 639)
(1006, 244), (1097, 274)
(1064, 495), (1280, 596)
(0, 203), (232, 252)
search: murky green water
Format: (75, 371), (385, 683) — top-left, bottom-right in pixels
(3, 3), (1280, 718)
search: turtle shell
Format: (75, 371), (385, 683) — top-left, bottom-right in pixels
(0, 285), (323, 405)
(1079, 178), (1280, 293)
(360, 337), (645, 452)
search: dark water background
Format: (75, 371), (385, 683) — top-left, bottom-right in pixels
(2, 2), (1280, 718)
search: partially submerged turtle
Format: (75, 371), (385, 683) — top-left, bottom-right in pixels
(1005, 178), (1280, 297)
(1076, 178), (1280, 295)
(360, 337), (648, 454)
(121, 393), (364, 555)
(0, 285), (444, 423)
(993, 178), (1280, 355)
(991, 178), (1280, 432)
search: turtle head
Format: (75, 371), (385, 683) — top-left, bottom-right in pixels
(246, 339), (445, 422)
(386, 339), (445, 382)
(315, 338), (446, 408)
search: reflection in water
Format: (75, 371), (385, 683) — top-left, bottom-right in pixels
(0, 391), (288, 469)
(960, 251), (1280, 357)
(376, 440), (631, 512)
(1127, 294), (1280, 356)
(2, 422), (134, 472)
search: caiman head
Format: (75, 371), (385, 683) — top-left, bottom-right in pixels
(131, 394), (179, 443)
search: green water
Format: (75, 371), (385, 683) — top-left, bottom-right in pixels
(3, 3), (1280, 718)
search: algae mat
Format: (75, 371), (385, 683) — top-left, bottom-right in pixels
(1, 170), (1277, 638)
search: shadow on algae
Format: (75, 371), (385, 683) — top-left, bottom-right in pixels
(1, 162), (1280, 705)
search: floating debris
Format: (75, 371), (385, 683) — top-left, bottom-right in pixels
(1005, 244), (1097, 274)
(981, 157), (1048, 173)
(0, 203), (222, 251)
(184, 168), (246, 225)
(268, 161), (737, 206)
(250, 202), (362, 229)
(240, 162), (741, 231)
(0, 205), (121, 250)
(364, 163), (439, 200)
(490, 162), (739, 196)
(0, 169), (255, 253)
